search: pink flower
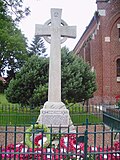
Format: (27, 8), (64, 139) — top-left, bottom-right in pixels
(3, 149), (14, 158)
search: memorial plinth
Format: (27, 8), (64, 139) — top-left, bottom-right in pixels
(37, 102), (70, 130)
(40, 109), (69, 127)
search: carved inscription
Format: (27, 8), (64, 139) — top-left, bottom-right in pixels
(40, 109), (69, 127)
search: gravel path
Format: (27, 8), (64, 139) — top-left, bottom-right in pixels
(0, 125), (117, 148)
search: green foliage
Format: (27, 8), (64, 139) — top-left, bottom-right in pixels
(0, 0), (29, 78)
(0, 80), (4, 93)
(25, 124), (50, 148)
(2, 0), (30, 22)
(29, 36), (47, 57)
(0, 21), (28, 77)
(30, 84), (48, 106)
(5, 55), (49, 106)
(5, 47), (97, 106)
(61, 47), (97, 103)
(0, 17), (28, 75)
(0, 93), (17, 106)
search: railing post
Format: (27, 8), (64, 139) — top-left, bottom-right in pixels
(14, 125), (16, 160)
(84, 119), (88, 160)
(84, 129), (88, 160)
(93, 124), (96, 159)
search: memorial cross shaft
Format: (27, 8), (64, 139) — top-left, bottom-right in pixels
(35, 8), (76, 103)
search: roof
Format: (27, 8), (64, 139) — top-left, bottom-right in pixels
(73, 11), (100, 53)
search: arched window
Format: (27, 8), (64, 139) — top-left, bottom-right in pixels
(116, 59), (120, 77)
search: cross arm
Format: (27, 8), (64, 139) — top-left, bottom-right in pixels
(60, 26), (76, 38)
(35, 24), (51, 36)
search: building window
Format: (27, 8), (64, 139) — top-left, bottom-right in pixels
(119, 28), (120, 42)
(117, 24), (120, 41)
(117, 59), (120, 82)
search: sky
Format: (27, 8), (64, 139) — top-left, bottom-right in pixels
(19, 0), (97, 54)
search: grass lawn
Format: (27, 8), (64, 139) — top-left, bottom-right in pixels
(71, 114), (102, 125)
(68, 104), (102, 125)
(0, 93), (19, 106)
(0, 93), (11, 105)
(0, 94), (40, 126)
(0, 106), (40, 126)
(0, 112), (39, 126)
(0, 94), (102, 126)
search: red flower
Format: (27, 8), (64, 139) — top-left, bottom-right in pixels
(34, 134), (42, 146)
(2, 136), (120, 159)
(115, 95), (120, 101)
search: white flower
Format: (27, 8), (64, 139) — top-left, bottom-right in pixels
(21, 148), (28, 153)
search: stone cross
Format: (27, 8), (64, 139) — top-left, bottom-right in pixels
(35, 8), (76, 103)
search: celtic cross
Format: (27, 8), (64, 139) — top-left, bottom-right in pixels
(35, 8), (76, 102)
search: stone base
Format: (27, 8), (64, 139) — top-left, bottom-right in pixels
(37, 101), (76, 132)
(38, 108), (69, 127)
(43, 101), (66, 109)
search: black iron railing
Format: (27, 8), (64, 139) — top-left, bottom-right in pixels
(0, 121), (120, 160)
(0, 104), (103, 126)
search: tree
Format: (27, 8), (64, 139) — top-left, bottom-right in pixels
(0, 1), (29, 78)
(5, 55), (49, 106)
(5, 47), (97, 106)
(0, 17), (28, 78)
(29, 36), (47, 57)
(2, 0), (30, 22)
(0, 80), (4, 93)
(61, 47), (97, 103)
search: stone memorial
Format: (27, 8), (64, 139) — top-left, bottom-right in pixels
(36, 8), (76, 130)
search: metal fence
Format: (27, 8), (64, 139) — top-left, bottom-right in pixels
(0, 104), (103, 126)
(103, 112), (120, 130)
(0, 105), (120, 159)
(0, 121), (120, 160)
(0, 105), (41, 126)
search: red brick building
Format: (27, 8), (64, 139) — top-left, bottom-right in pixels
(74, 0), (120, 105)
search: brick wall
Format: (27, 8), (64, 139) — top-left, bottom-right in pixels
(74, 0), (120, 105)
